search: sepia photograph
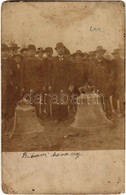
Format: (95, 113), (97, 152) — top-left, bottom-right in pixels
(2, 1), (125, 152)
(1, 1), (125, 193)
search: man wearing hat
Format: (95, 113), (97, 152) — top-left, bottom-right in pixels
(10, 43), (20, 57)
(45, 47), (53, 59)
(1, 43), (10, 59)
(111, 49), (124, 116)
(51, 42), (72, 122)
(6, 52), (25, 120)
(2, 43), (15, 130)
(2, 43), (10, 121)
(22, 44), (44, 117)
(36, 47), (44, 60)
(13, 53), (24, 103)
(43, 47), (53, 89)
(93, 46), (113, 119)
(20, 47), (28, 59)
(41, 47), (54, 117)
(69, 54), (75, 63)
(72, 50), (88, 93)
(9, 43), (21, 81)
(87, 51), (96, 86)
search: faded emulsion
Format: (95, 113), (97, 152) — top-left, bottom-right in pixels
(1, 2), (125, 194)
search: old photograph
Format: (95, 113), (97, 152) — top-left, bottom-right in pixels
(2, 1), (124, 152)
(1, 1), (125, 193)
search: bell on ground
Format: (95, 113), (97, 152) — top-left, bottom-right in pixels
(10, 100), (44, 138)
(71, 94), (112, 129)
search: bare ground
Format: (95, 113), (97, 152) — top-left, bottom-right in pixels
(2, 114), (124, 152)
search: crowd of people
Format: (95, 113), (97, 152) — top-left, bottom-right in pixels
(2, 41), (124, 130)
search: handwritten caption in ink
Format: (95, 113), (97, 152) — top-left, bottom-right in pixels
(22, 151), (82, 160)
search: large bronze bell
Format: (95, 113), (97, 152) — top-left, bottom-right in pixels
(10, 100), (44, 137)
(71, 93), (112, 129)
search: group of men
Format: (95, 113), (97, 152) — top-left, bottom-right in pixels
(2, 42), (124, 129)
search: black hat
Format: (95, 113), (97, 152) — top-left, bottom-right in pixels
(95, 46), (106, 53)
(45, 47), (53, 53)
(1, 43), (9, 51)
(20, 48), (28, 54)
(28, 44), (36, 51)
(111, 49), (120, 55)
(72, 50), (84, 57)
(10, 43), (20, 49)
(36, 47), (44, 54)
(55, 42), (65, 50)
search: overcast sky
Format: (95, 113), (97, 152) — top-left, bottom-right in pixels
(2, 1), (124, 54)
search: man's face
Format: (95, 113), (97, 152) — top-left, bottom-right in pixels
(113, 53), (120, 59)
(75, 55), (82, 62)
(2, 50), (9, 58)
(28, 49), (36, 58)
(89, 55), (95, 61)
(83, 55), (88, 60)
(70, 56), (75, 63)
(38, 52), (44, 58)
(96, 51), (104, 59)
(46, 51), (53, 58)
(22, 51), (28, 57)
(56, 46), (65, 55)
(14, 56), (22, 63)
(11, 48), (18, 55)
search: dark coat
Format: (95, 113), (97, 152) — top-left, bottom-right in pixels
(111, 57), (124, 97)
(42, 57), (54, 88)
(92, 57), (113, 96)
(72, 60), (88, 88)
(2, 58), (12, 90)
(87, 59), (97, 86)
(2, 58), (10, 117)
(11, 60), (25, 101)
(11, 61), (24, 90)
(23, 57), (43, 92)
(2, 57), (16, 118)
(51, 56), (72, 94)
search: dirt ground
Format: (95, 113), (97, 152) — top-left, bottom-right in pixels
(2, 112), (124, 152)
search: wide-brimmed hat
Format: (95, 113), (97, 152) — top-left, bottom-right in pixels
(13, 53), (23, 60)
(28, 44), (36, 51)
(72, 50), (84, 57)
(111, 49), (120, 55)
(36, 47), (44, 54)
(20, 48), (28, 54)
(55, 42), (65, 50)
(10, 43), (20, 49)
(45, 47), (53, 53)
(95, 46), (106, 53)
(1, 43), (9, 51)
